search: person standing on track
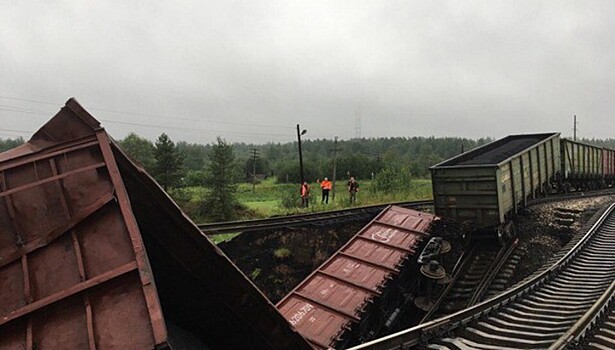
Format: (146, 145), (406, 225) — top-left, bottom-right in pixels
(347, 176), (359, 204)
(300, 181), (311, 208)
(320, 177), (332, 204)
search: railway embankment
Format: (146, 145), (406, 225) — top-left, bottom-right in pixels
(511, 195), (615, 287)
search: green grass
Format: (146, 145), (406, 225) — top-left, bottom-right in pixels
(208, 232), (241, 244)
(175, 177), (433, 223)
(243, 200), (279, 212)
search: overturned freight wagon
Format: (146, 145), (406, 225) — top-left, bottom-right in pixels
(276, 206), (438, 349)
(430, 133), (560, 231)
(0, 99), (311, 349)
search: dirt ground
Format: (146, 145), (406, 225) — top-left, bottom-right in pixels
(509, 195), (615, 286)
(218, 195), (615, 306)
(219, 221), (368, 303)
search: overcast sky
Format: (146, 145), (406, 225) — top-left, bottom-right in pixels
(1, 1), (614, 144)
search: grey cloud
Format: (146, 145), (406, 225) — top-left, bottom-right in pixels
(1, 1), (614, 143)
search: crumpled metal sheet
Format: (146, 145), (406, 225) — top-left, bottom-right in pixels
(0, 98), (311, 350)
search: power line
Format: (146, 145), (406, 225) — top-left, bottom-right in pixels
(97, 119), (291, 137)
(0, 96), (58, 106)
(0, 105), (293, 140)
(0, 95), (294, 129)
(0, 127), (35, 134)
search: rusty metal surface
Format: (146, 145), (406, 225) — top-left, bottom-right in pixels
(0, 98), (311, 350)
(276, 206), (437, 349)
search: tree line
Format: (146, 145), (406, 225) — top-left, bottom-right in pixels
(114, 133), (496, 184)
(4, 134), (615, 221)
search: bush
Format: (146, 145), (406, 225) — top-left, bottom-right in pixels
(371, 166), (413, 193)
(183, 170), (207, 187)
(281, 189), (300, 209)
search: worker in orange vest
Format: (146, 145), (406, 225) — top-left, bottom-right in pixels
(320, 177), (332, 204)
(300, 181), (310, 208)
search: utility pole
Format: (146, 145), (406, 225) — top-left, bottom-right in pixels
(250, 148), (259, 194)
(573, 115), (577, 141)
(296, 124), (307, 187)
(331, 136), (340, 201)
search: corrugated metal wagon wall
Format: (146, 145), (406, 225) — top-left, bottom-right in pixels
(430, 133), (560, 230)
(0, 114), (167, 349)
(0, 98), (312, 350)
(561, 139), (603, 180)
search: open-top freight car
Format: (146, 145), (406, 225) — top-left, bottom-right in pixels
(430, 133), (560, 232)
(0, 99), (312, 350)
(276, 206), (438, 349)
(431, 133), (615, 232)
(560, 138), (615, 190)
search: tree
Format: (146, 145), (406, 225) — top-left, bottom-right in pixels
(152, 133), (184, 190)
(0, 137), (25, 152)
(118, 133), (155, 171)
(202, 137), (240, 221)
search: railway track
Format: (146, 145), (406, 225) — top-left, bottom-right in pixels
(348, 201), (615, 350)
(526, 188), (615, 207)
(571, 280), (615, 349)
(422, 239), (519, 323)
(199, 188), (615, 236)
(198, 200), (434, 235)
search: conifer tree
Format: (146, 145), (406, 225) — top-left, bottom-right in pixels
(152, 133), (184, 190)
(202, 136), (239, 221)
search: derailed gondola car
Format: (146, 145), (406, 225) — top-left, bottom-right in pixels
(603, 145), (615, 186)
(431, 133), (615, 232)
(0, 99), (312, 350)
(430, 133), (561, 232)
(276, 206), (438, 349)
(560, 138), (615, 190)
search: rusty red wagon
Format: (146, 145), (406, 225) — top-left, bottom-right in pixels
(276, 206), (437, 349)
(0, 98), (311, 349)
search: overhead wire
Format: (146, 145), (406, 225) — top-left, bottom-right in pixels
(0, 127), (33, 134)
(0, 95), (294, 130)
(0, 102), (295, 140)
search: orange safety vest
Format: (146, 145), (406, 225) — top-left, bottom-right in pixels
(320, 180), (332, 190)
(301, 184), (310, 197)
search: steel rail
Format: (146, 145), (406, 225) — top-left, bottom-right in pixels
(198, 189), (615, 236)
(527, 188), (615, 207)
(549, 279), (615, 349)
(418, 245), (477, 324)
(198, 200), (434, 235)
(199, 188), (615, 236)
(348, 201), (615, 350)
(466, 238), (519, 307)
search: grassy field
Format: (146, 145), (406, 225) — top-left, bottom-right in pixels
(173, 177), (433, 222)
(236, 177), (432, 217)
